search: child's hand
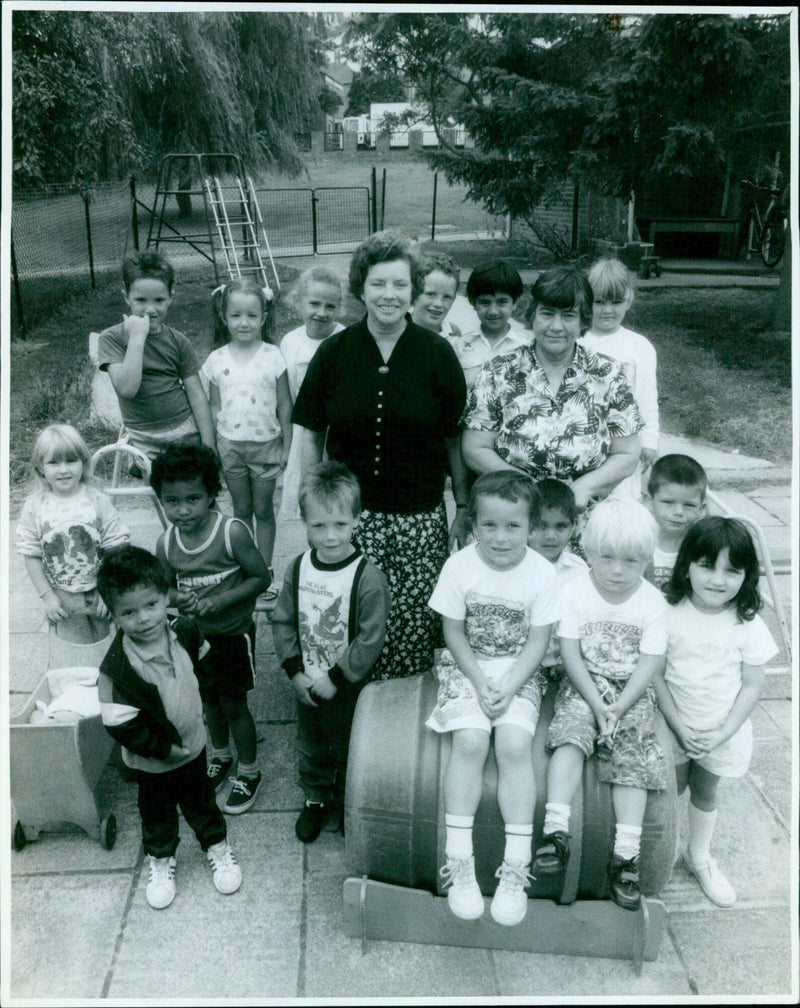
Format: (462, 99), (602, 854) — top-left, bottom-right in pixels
(448, 510), (471, 552)
(166, 744), (190, 763)
(194, 595), (223, 617)
(291, 673), (318, 707)
(310, 675), (337, 702)
(123, 313), (151, 341)
(596, 705), (618, 739)
(41, 591), (67, 624)
(688, 726), (727, 757)
(94, 596), (109, 620)
(640, 448), (657, 473)
(279, 445), (291, 471)
(174, 589), (198, 613)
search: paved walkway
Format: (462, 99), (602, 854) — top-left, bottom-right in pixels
(5, 423), (794, 1002)
(6, 280), (796, 1001)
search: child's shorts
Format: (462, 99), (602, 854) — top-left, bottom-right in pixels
(547, 677), (667, 790)
(53, 586), (104, 616)
(425, 650), (544, 737)
(197, 625), (256, 702)
(217, 435), (283, 484)
(668, 718), (752, 778)
(125, 417), (200, 459)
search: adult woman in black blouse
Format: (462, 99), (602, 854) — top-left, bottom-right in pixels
(292, 230), (469, 679)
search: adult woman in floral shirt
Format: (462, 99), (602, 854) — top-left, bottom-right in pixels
(461, 265), (642, 511)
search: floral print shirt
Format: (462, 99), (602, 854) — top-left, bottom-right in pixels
(461, 342), (643, 481)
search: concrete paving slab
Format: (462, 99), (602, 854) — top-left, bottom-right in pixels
(9, 872), (133, 1000)
(712, 489), (791, 529)
(657, 433), (775, 473)
(490, 936), (692, 998)
(667, 906), (793, 997)
(108, 814), (303, 1000)
(303, 871), (501, 998)
(758, 698), (792, 738)
(748, 740), (793, 828)
(251, 668), (297, 725)
(7, 632), (49, 694)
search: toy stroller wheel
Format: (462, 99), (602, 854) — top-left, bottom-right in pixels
(100, 814), (117, 850)
(12, 821), (26, 851)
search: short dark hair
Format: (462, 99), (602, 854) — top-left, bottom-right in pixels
(349, 229), (425, 302)
(149, 442), (222, 501)
(122, 250), (175, 293)
(535, 478), (578, 523)
(526, 265), (593, 334)
(298, 461), (361, 520)
(97, 544), (169, 612)
(466, 260), (524, 304)
(647, 454), (708, 498)
(665, 516), (761, 621)
(469, 470), (541, 526)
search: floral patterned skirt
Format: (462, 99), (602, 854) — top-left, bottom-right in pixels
(354, 503), (449, 680)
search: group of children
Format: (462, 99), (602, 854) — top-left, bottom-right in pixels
(16, 247), (777, 925)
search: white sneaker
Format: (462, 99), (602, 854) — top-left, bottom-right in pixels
(440, 855), (484, 920)
(490, 859), (533, 926)
(146, 855), (176, 909)
(684, 850), (736, 907)
(207, 840), (242, 895)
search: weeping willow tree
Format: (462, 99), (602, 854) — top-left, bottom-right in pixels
(12, 9), (330, 187)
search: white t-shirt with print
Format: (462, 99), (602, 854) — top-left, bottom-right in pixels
(430, 543), (559, 680)
(664, 598), (778, 731)
(540, 548), (589, 669)
(201, 342), (286, 442)
(559, 570), (667, 681)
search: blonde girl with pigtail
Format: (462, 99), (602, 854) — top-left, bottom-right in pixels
(201, 276), (292, 602)
(278, 266), (346, 520)
(17, 423), (130, 644)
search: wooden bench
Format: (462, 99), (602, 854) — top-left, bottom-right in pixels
(646, 217), (741, 257)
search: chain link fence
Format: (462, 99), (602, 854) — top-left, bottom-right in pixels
(11, 159), (617, 338)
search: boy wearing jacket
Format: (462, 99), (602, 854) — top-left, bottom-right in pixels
(97, 544), (242, 909)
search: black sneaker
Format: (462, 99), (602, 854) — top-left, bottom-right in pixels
(608, 853), (641, 911)
(223, 772), (262, 814)
(295, 801), (326, 843)
(533, 831), (570, 874)
(207, 757), (234, 793)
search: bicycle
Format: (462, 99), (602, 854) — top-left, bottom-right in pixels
(741, 154), (789, 268)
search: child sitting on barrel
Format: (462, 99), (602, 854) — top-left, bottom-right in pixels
(272, 462), (391, 843)
(426, 472), (559, 926)
(534, 498), (668, 911)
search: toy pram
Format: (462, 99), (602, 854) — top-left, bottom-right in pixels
(10, 624), (118, 851)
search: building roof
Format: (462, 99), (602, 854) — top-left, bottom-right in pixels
(324, 62), (355, 86)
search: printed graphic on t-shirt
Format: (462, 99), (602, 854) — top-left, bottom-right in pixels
(465, 592), (528, 657)
(580, 620), (642, 680)
(298, 587), (346, 677)
(41, 523), (99, 587)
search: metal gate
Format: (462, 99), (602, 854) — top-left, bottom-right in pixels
(252, 187), (370, 257)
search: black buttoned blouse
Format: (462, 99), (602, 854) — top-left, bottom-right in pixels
(292, 316), (467, 514)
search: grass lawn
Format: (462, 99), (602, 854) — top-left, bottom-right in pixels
(7, 263), (790, 517)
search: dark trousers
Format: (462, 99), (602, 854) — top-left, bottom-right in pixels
(135, 749), (226, 858)
(297, 681), (362, 805)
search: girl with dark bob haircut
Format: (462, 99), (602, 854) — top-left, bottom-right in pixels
(665, 516), (762, 621)
(348, 229), (426, 302)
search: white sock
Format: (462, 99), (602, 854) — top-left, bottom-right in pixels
(504, 824), (533, 864)
(687, 803), (717, 862)
(237, 759), (259, 780)
(614, 823), (642, 861)
(211, 745), (233, 761)
(445, 814), (474, 860)
(542, 802), (571, 836)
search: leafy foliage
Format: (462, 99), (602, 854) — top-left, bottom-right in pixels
(344, 68), (407, 117)
(345, 12), (791, 220)
(13, 10), (332, 187)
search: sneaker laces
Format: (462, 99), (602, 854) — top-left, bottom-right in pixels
(440, 857), (477, 893)
(208, 843), (238, 871)
(149, 856), (174, 885)
(228, 778), (253, 797)
(494, 860), (534, 894)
